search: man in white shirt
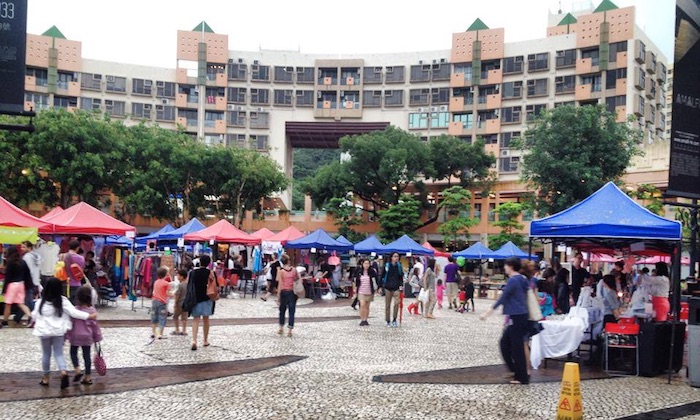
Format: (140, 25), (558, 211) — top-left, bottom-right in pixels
(17, 241), (42, 324)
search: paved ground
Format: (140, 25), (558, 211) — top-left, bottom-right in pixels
(0, 295), (698, 419)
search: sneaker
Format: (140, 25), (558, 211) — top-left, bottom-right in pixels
(391, 321), (398, 328)
(386, 322), (391, 327)
(364, 321), (370, 327)
(359, 321), (364, 326)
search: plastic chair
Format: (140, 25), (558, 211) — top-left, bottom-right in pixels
(239, 269), (256, 298)
(604, 322), (640, 376)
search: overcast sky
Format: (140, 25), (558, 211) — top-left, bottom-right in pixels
(26, 0), (674, 68)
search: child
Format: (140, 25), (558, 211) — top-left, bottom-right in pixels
(32, 278), (97, 389)
(171, 269), (189, 336)
(436, 279), (445, 309)
(66, 286), (102, 385)
(150, 267), (171, 340)
(464, 278), (475, 312)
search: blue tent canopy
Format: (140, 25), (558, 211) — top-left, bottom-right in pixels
(381, 235), (434, 256)
(135, 223), (175, 245)
(335, 235), (353, 247)
(490, 241), (537, 260)
(287, 228), (353, 251)
(353, 235), (385, 254)
(157, 219), (206, 241)
(452, 242), (493, 259)
(530, 182), (682, 241)
(105, 235), (133, 247)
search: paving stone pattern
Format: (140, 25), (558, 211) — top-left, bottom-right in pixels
(0, 296), (698, 419)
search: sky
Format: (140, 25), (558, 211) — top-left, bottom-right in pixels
(25, 0), (675, 68)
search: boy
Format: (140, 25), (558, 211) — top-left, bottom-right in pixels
(171, 269), (189, 336)
(150, 267), (171, 340)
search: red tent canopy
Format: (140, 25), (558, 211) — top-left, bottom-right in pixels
(267, 225), (305, 245)
(40, 207), (64, 220)
(422, 242), (451, 258)
(44, 202), (136, 236)
(184, 219), (260, 245)
(0, 195), (53, 232)
(251, 227), (275, 240)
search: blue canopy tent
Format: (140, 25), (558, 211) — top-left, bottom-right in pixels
(105, 235), (133, 247)
(353, 235), (386, 255)
(287, 228), (353, 252)
(452, 242), (493, 259)
(157, 218), (206, 241)
(335, 235), (353, 247)
(135, 223), (175, 246)
(381, 235), (434, 256)
(489, 241), (538, 260)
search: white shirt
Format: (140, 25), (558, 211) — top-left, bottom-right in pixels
(23, 251), (42, 287)
(639, 274), (670, 297)
(37, 242), (59, 276)
(413, 261), (424, 280)
(31, 296), (91, 337)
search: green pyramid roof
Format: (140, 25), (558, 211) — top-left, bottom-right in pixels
(192, 21), (214, 33)
(467, 18), (489, 32)
(594, 0), (618, 13)
(557, 13), (578, 26)
(41, 25), (66, 39)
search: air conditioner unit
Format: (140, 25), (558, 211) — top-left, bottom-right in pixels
(156, 81), (165, 87)
(228, 59), (234, 64)
(162, 99), (170, 105)
(432, 59), (437, 64)
(236, 105), (244, 111)
(418, 60), (423, 64)
(501, 150), (510, 157)
(238, 58), (244, 63)
(156, 104), (164, 110)
(227, 104), (236, 110)
(144, 104), (152, 110)
(297, 67), (305, 73)
(417, 107), (426, 112)
(144, 80), (152, 87)
(257, 107), (265, 112)
(438, 105), (448, 112)
(440, 58), (447, 64)
(374, 67), (382, 73)
(285, 66), (293, 72)
(92, 74), (102, 80)
(515, 56), (523, 62)
(430, 106), (438, 112)
(253, 60), (259, 65)
(106, 75), (115, 82)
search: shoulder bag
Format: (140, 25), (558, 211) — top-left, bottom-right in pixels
(526, 279), (543, 321)
(292, 269), (305, 299)
(206, 270), (220, 301)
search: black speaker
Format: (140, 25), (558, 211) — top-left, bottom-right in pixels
(639, 322), (685, 377)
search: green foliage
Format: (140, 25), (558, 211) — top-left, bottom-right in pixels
(626, 183), (664, 215)
(325, 197), (365, 243)
(377, 195), (422, 241)
(292, 149), (340, 210)
(436, 186), (478, 248)
(516, 104), (642, 215)
(429, 135), (495, 187)
(489, 202), (526, 249)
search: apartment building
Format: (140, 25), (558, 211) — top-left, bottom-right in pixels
(21, 1), (671, 240)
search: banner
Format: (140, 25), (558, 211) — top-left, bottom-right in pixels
(0, 226), (38, 244)
(0, 0), (28, 113)
(668, 0), (700, 199)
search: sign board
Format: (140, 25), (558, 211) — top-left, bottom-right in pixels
(0, 0), (27, 113)
(668, 0), (700, 199)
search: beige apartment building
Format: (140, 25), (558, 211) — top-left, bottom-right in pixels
(21, 1), (672, 241)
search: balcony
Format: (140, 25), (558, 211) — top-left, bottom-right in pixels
(486, 93), (502, 110)
(57, 81), (81, 97)
(449, 96), (469, 112)
(176, 93), (196, 109)
(615, 106), (627, 123)
(616, 51), (628, 68)
(576, 58), (597, 75)
(475, 118), (500, 135)
(205, 72), (227, 87)
(575, 84), (601, 101)
(484, 69), (503, 85)
(176, 68), (197, 85)
(448, 121), (471, 136)
(616, 78), (627, 96)
(204, 96), (227, 111)
(450, 72), (472, 88)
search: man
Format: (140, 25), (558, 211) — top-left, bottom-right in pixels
(381, 252), (403, 327)
(443, 256), (460, 309)
(570, 252), (589, 305)
(63, 240), (85, 304)
(15, 241), (41, 324)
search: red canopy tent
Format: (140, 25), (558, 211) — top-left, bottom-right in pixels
(251, 227), (275, 240)
(184, 219), (260, 245)
(267, 225), (305, 245)
(40, 206), (64, 220)
(43, 202), (135, 236)
(0, 195), (53, 232)
(421, 242), (450, 258)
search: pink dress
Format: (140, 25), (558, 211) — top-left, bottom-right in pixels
(436, 284), (445, 303)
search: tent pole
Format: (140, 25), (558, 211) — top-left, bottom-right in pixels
(667, 240), (682, 384)
(528, 238), (533, 261)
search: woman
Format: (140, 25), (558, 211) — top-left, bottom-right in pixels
(277, 254), (298, 337)
(422, 258), (437, 319)
(354, 258), (378, 326)
(261, 254), (279, 302)
(2, 246), (34, 326)
(554, 268), (571, 314)
(480, 257), (530, 385)
(601, 274), (622, 325)
(406, 267), (422, 315)
(188, 254), (214, 350)
(538, 268), (556, 317)
(642, 262), (670, 322)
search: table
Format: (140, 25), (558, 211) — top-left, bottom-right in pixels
(530, 317), (587, 369)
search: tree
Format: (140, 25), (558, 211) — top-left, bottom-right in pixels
(516, 104), (642, 215)
(626, 183), (664, 215)
(325, 197), (365, 243)
(292, 148), (340, 210)
(429, 135), (495, 187)
(436, 186), (479, 250)
(489, 202), (527, 250)
(377, 195), (422, 241)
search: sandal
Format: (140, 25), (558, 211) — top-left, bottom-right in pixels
(191, 343), (197, 351)
(203, 343), (210, 347)
(60, 374), (70, 389)
(73, 373), (84, 383)
(81, 379), (93, 385)
(39, 379), (49, 387)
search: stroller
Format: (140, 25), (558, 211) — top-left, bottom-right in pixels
(95, 270), (117, 306)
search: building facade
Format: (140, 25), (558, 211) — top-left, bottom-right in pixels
(21, 1), (672, 241)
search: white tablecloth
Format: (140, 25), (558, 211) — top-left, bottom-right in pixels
(530, 317), (586, 369)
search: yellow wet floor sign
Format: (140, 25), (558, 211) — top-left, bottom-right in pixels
(556, 362), (583, 420)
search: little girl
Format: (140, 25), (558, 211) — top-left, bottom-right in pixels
(436, 279), (445, 309)
(32, 278), (97, 389)
(66, 286), (103, 385)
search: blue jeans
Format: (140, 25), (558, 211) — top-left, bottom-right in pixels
(41, 336), (67, 375)
(278, 291), (297, 328)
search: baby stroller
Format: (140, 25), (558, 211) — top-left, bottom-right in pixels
(95, 270), (117, 306)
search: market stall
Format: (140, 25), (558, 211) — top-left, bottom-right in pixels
(353, 235), (385, 255)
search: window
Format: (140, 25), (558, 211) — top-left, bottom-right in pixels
(453, 113), (473, 129)
(341, 91), (360, 109)
(203, 111), (223, 128)
(318, 68), (338, 85)
(501, 106), (521, 124)
(132, 78), (153, 95)
(251, 64), (270, 81)
(555, 75), (576, 94)
(431, 112), (450, 128)
(296, 67), (315, 84)
(179, 109), (197, 126)
(228, 63), (247, 80)
(555, 101), (575, 108)
(249, 111), (269, 128)
(606, 68), (627, 89)
(479, 60), (500, 80)
(410, 64), (431, 82)
(556, 49), (576, 68)
(637, 69), (646, 90)
(636, 95), (645, 115)
(104, 99), (125, 116)
(527, 79), (548, 97)
(526, 104), (547, 121)
(156, 81), (176, 98)
(488, 203), (497, 222)
(156, 105), (175, 121)
(296, 90), (314, 107)
(250, 89), (269, 105)
(227, 87), (246, 104)
(409, 113), (428, 129)
(527, 53), (549, 72)
(273, 66), (294, 83)
(341, 68), (360, 85)
(131, 102), (152, 119)
(500, 131), (520, 148)
(499, 157), (520, 173)
(581, 48), (600, 66)
(431, 87), (450, 104)
(363, 90), (381, 107)
(581, 74), (602, 92)
(363, 66), (383, 84)
(481, 134), (498, 144)
(226, 111), (246, 127)
(432, 64), (451, 81)
(409, 89), (430, 106)
(522, 207), (534, 222)
(636, 40), (646, 62)
(609, 41), (627, 62)
(648, 105), (655, 125)
(56, 71), (76, 89)
(105, 76), (126, 93)
(250, 134), (269, 150)
(205, 87), (224, 104)
(53, 95), (77, 109)
(273, 89), (293, 106)
(502, 56), (523, 74)
(27, 68), (49, 86)
(79, 97), (100, 111)
(502, 81), (522, 99)
(317, 91), (336, 109)
(473, 203), (482, 220)
(384, 90), (404, 106)
(384, 66), (405, 83)
(454, 63), (473, 80)
(205, 64), (225, 82)
(225, 133), (247, 148)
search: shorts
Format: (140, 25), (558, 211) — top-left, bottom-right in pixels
(191, 300), (213, 317)
(173, 301), (186, 320)
(4, 282), (26, 305)
(151, 300), (167, 328)
(358, 293), (374, 303)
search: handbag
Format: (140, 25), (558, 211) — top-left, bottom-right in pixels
(328, 251), (341, 266)
(527, 287), (543, 321)
(93, 342), (107, 376)
(418, 288), (429, 304)
(206, 271), (220, 301)
(182, 271), (197, 313)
